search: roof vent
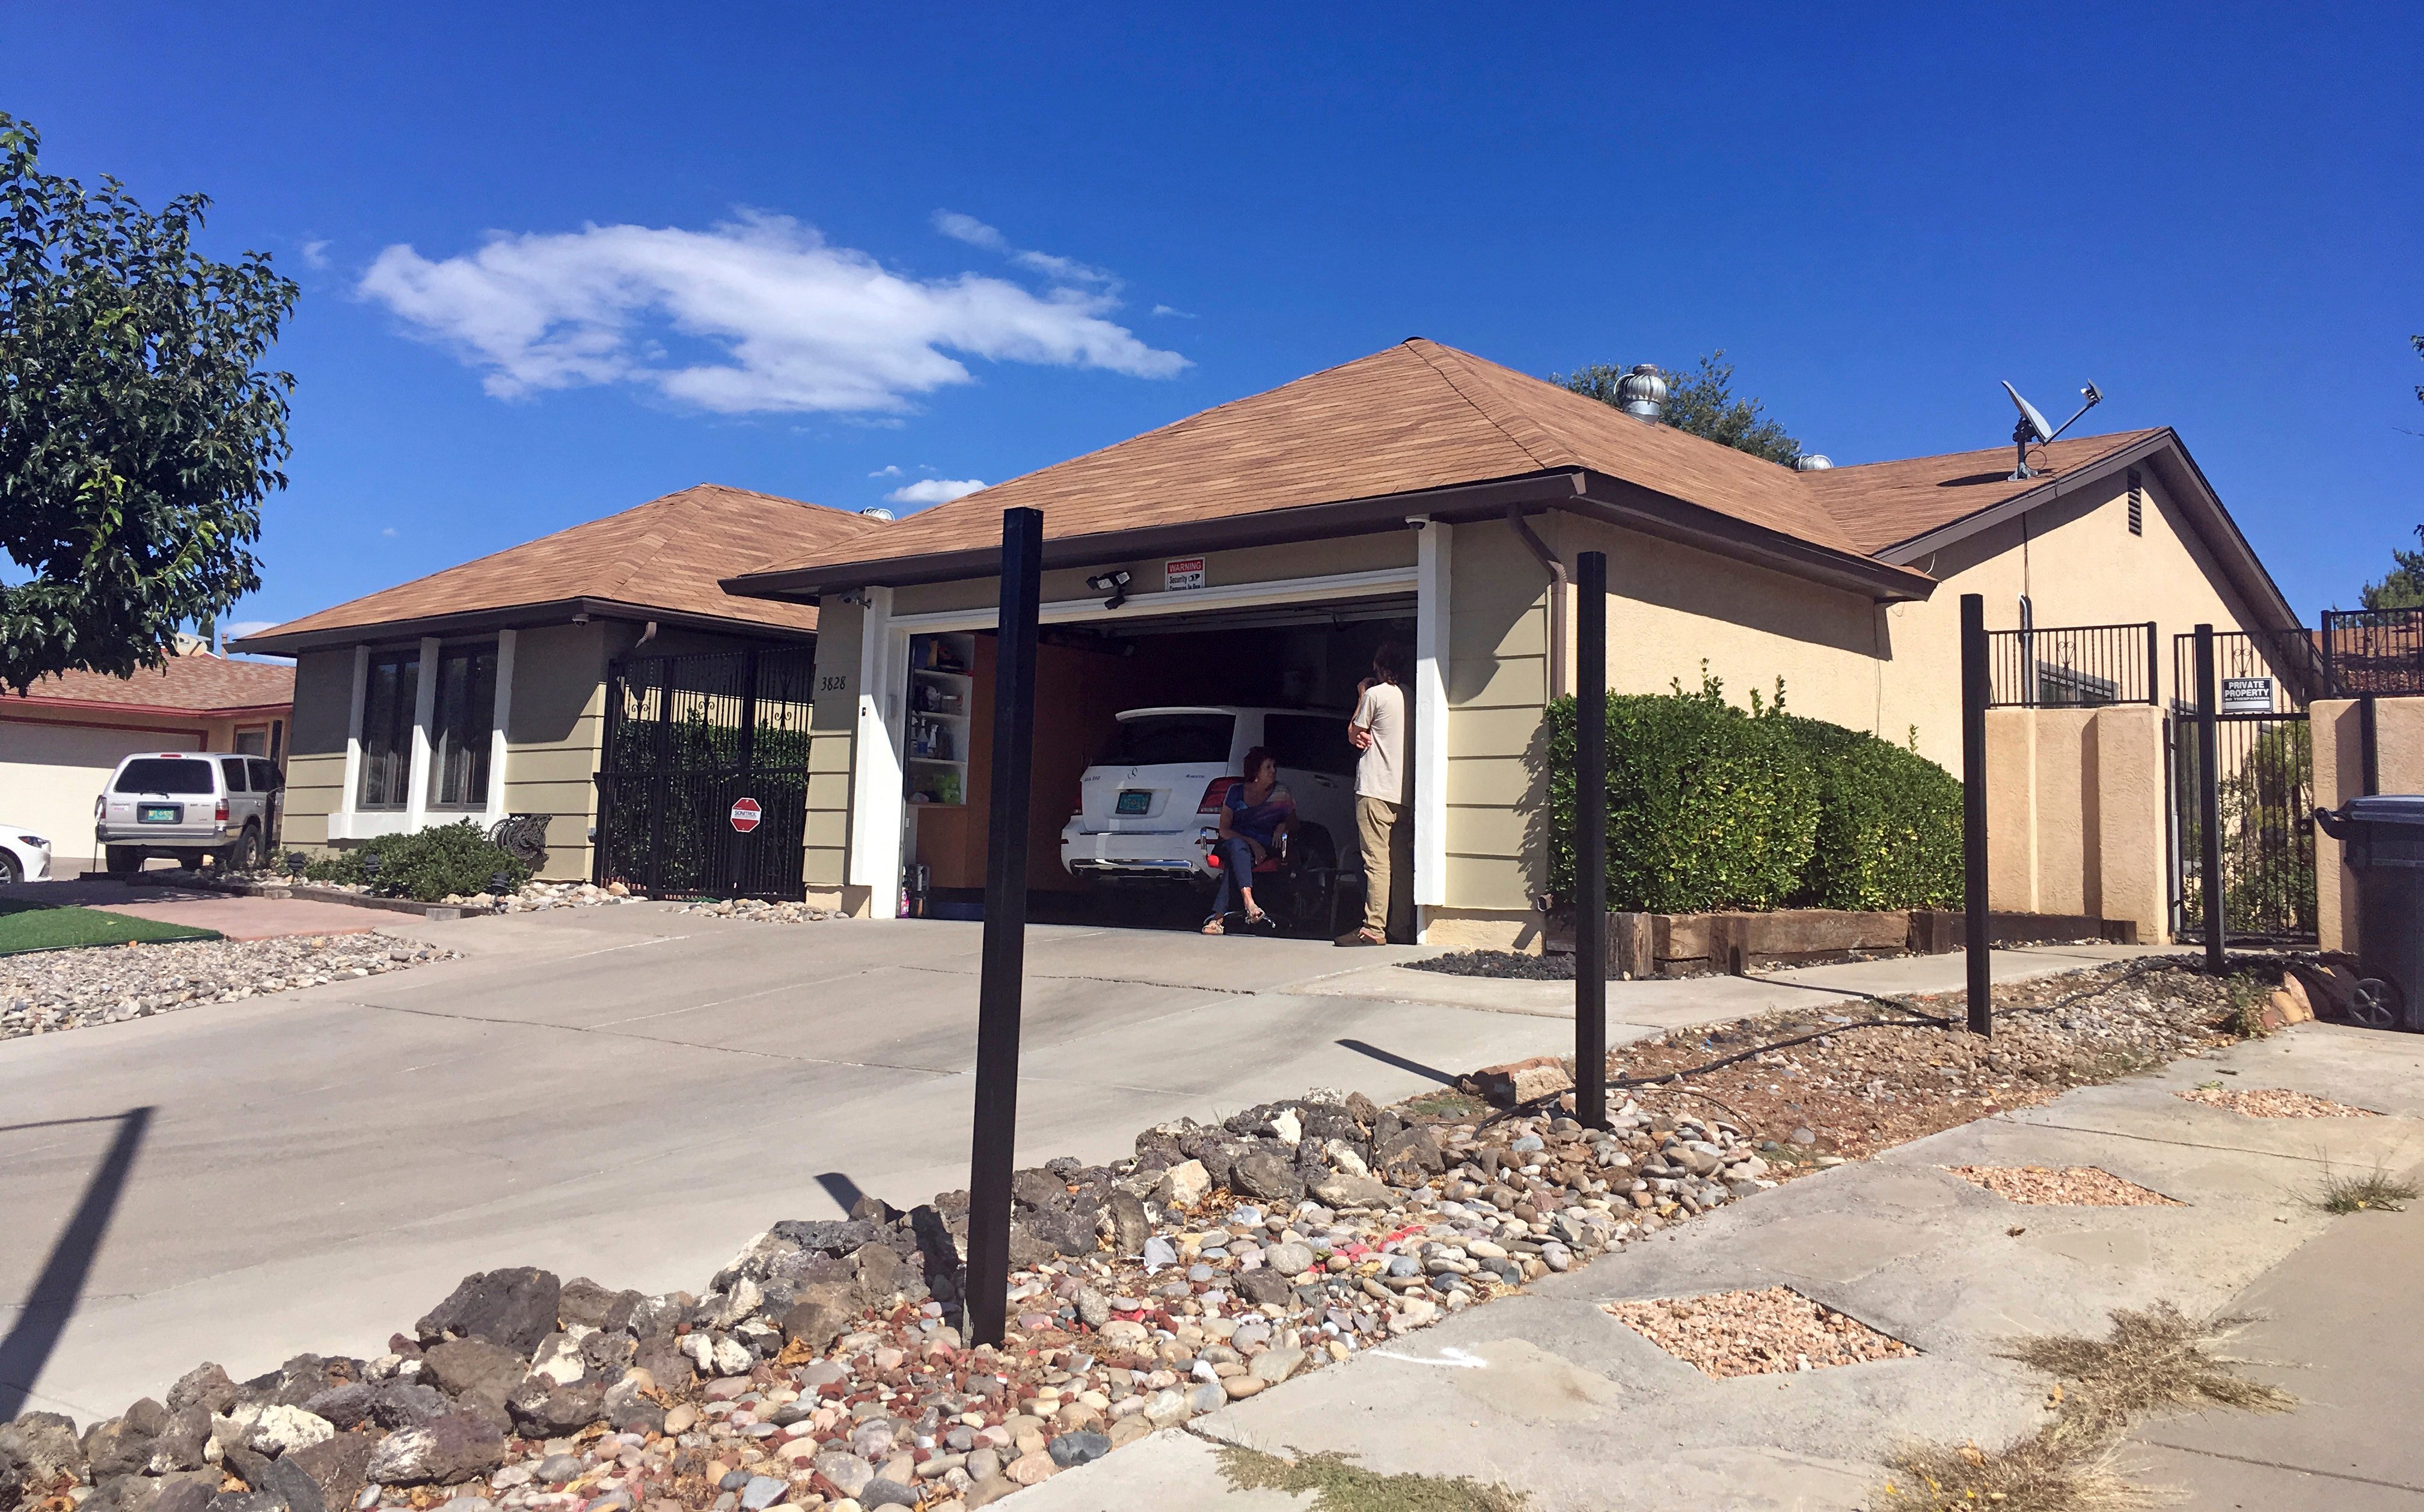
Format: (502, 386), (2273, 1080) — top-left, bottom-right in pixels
(1615, 364), (1667, 421)
(858, 506), (897, 521)
(1792, 454), (1834, 471)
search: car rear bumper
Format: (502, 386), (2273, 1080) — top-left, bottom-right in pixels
(1061, 826), (1214, 880)
(96, 827), (225, 848)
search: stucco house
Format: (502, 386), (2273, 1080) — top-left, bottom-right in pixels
(724, 338), (2298, 946)
(232, 484), (887, 881)
(1, 647), (295, 876)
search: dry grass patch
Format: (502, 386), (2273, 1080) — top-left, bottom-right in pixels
(1603, 1285), (1918, 1377)
(1216, 1445), (1528, 1512)
(1875, 1434), (2164, 1512)
(1947, 1166), (2182, 1207)
(2173, 1086), (2379, 1118)
(2313, 1167), (2419, 1214)
(2001, 1302), (2295, 1437)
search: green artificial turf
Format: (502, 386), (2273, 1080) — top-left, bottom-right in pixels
(0, 898), (221, 955)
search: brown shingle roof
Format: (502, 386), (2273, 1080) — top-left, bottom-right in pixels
(235, 485), (887, 653)
(735, 340), (1869, 589)
(13, 652), (293, 715)
(1798, 429), (2169, 555)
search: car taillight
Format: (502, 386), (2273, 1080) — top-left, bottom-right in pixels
(216, 798), (230, 822)
(1197, 777), (1240, 813)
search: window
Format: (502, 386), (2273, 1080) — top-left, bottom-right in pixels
(358, 649), (420, 808)
(248, 759), (283, 793)
(1262, 713), (1358, 777)
(115, 757), (216, 795)
(234, 727), (268, 756)
(1097, 712), (1235, 767)
(2127, 469), (2144, 536)
(219, 756), (251, 792)
(427, 643), (498, 808)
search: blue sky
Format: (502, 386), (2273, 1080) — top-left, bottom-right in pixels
(7, 3), (2419, 640)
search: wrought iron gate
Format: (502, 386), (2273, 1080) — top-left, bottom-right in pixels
(595, 646), (815, 899)
(2169, 630), (2320, 943)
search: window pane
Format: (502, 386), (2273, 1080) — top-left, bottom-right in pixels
(358, 652), (419, 808)
(219, 756), (250, 792)
(1264, 714), (1358, 777)
(115, 758), (216, 795)
(234, 729), (268, 756)
(429, 645), (498, 807)
(1097, 713), (1234, 767)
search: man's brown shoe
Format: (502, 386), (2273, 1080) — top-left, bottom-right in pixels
(1334, 928), (1386, 946)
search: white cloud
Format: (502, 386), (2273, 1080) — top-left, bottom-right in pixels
(931, 211), (1008, 250)
(886, 477), (987, 506)
(359, 212), (1187, 415)
(300, 240), (330, 269)
(219, 620), (278, 643)
(381, 526), (399, 537)
(1152, 304), (1197, 319)
(869, 464), (904, 477)
(940, 211), (1116, 287)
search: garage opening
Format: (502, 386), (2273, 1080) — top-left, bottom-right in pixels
(899, 597), (1415, 934)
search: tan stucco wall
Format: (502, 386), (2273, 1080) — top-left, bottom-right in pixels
(280, 650), (355, 850)
(1983, 703), (2169, 940)
(2311, 696), (2424, 953)
(804, 599), (863, 912)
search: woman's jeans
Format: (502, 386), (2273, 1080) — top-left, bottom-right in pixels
(1208, 836), (1261, 919)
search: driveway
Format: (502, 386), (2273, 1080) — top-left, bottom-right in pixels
(0, 904), (2156, 1423)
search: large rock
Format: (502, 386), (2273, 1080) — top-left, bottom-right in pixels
(1310, 1173), (1392, 1210)
(417, 1339), (527, 1404)
(213, 1403), (334, 1459)
(1102, 1192), (1149, 1254)
(150, 1475), (220, 1512)
(301, 1382), (450, 1434)
(506, 1376), (606, 1437)
(1154, 1160), (1211, 1210)
(554, 1278), (643, 1334)
(168, 1364), (239, 1416)
(766, 1219), (879, 1258)
(145, 1407), (212, 1474)
(629, 1335), (694, 1390)
(415, 1269), (562, 1356)
(284, 1433), (377, 1511)
(362, 1413), (507, 1487)
(1235, 1268), (1297, 1308)
(84, 1398), (170, 1479)
(1, 1411), (88, 1490)
(1377, 1127), (1446, 1184)
(779, 1286), (855, 1353)
(1231, 1152), (1306, 1204)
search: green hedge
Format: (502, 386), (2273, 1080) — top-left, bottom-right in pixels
(1545, 672), (1963, 913)
(305, 820), (531, 902)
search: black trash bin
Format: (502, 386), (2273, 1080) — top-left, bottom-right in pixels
(2313, 795), (2424, 1030)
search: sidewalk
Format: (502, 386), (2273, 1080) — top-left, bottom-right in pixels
(1013, 1018), (2424, 1512)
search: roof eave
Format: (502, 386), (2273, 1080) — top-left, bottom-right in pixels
(3, 695), (293, 721)
(724, 472), (1593, 599)
(1569, 473), (1938, 602)
(1869, 429), (2301, 632)
(230, 596), (818, 656)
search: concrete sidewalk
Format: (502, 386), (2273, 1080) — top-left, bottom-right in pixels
(1015, 1020), (2424, 1512)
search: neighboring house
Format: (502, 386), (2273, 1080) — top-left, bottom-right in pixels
(724, 338), (2298, 946)
(1, 647), (295, 875)
(231, 485), (888, 882)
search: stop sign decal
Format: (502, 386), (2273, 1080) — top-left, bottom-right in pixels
(729, 797), (762, 833)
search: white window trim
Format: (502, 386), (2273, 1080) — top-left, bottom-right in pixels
(331, 634), (512, 840)
(1413, 522), (1451, 934)
(485, 629), (516, 824)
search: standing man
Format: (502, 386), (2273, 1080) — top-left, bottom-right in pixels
(1338, 641), (1412, 945)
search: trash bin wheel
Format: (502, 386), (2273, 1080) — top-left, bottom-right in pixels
(2349, 978), (2404, 1032)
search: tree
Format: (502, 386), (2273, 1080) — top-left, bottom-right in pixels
(1, 112), (298, 694)
(1558, 349), (1803, 465)
(2355, 336), (2424, 610)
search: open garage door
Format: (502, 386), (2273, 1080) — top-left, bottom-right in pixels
(900, 596), (1415, 934)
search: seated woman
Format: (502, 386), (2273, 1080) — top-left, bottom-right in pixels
(1202, 745), (1294, 934)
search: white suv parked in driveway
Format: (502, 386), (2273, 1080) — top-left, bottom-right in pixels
(96, 751), (284, 873)
(1060, 706), (1359, 899)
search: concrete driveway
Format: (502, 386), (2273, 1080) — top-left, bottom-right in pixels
(0, 904), (2158, 1424)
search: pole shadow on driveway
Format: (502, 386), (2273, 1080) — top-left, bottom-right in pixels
(1335, 1038), (1460, 1086)
(0, 1107), (153, 1419)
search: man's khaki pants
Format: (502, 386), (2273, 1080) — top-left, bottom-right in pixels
(1356, 795), (1412, 937)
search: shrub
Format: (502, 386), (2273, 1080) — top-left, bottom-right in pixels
(1546, 672), (1818, 913)
(1786, 717), (1964, 910)
(1545, 670), (1965, 914)
(305, 820), (531, 901)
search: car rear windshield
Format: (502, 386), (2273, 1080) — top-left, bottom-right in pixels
(1099, 713), (1234, 768)
(114, 758), (218, 795)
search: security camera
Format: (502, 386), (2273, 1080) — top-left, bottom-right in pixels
(1085, 570), (1133, 610)
(1404, 515), (1431, 531)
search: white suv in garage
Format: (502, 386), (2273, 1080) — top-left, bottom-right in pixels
(95, 751), (284, 873)
(1060, 706), (1359, 898)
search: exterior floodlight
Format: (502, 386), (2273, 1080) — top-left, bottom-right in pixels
(1085, 570), (1132, 610)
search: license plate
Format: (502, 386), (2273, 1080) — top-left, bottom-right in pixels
(139, 804), (182, 824)
(1116, 790), (1152, 815)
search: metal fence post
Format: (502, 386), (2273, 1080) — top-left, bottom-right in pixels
(1958, 595), (1992, 1035)
(2194, 623), (2224, 974)
(2144, 621), (2160, 705)
(964, 507), (1043, 1348)
(1574, 551), (1608, 1129)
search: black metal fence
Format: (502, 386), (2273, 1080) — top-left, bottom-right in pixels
(2169, 629), (2316, 943)
(1986, 622), (2158, 708)
(595, 646), (817, 899)
(2321, 607), (2424, 696)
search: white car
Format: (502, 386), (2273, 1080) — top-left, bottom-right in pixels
(1060, 705), (1360, 926)
(0, 826), (52, 886)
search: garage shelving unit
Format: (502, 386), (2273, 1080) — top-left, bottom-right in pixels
(905, 632), (974, 807)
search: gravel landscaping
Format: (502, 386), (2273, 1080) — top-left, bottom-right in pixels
(1602, 1287), (1918, 1377)
(1945, 1166), (2181, 1207)
(676, 900), (834, 924)
(1, 935), (454, 1041)
(2173, 1086), (2380, 1118)
(1401, 949), (1575, 981)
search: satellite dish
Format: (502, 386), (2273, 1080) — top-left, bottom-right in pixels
(1999, 379), (2104, 480)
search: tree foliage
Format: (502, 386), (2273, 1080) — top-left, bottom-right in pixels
(1558, 349), (1803, 465)
(0, 112), (298, 693)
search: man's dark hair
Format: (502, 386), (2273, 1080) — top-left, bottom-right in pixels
(1371, 641), (1411, 684)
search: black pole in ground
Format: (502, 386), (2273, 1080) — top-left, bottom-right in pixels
(1959, 593), (1992, 1036)
(1573, 550), (1608, 1128)
(964, 506), (1044, 1348)
(2194, 623), (2225, 975)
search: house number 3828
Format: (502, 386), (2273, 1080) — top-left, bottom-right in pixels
(819, 675), (850, 693)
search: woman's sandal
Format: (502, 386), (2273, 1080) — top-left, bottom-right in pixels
(1201, 917), (1226, 935)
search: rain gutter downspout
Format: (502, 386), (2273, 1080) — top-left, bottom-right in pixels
(1507, 507), (1569, 699)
